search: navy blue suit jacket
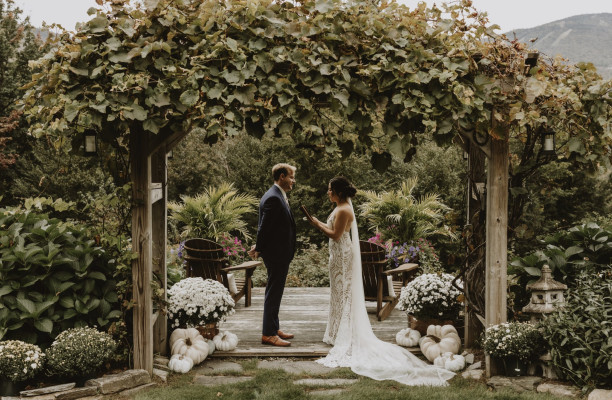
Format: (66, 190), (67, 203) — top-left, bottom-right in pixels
(255, 185), (296, 265)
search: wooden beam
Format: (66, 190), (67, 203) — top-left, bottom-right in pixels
(457, 129), (491, 159)
(147, 129), (189, 156)
(485, 136), (509, 377)
(131, 129), (154, 374)
(151, 147), (168, 356)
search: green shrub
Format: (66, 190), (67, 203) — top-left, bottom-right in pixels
(45, 327), (116, 379)
(0, 206), (121, 346)
(541, 266), (612, 390)
(509, 222), (612, 313)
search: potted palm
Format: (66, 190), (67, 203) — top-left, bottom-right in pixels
(168, 182), (258, 242)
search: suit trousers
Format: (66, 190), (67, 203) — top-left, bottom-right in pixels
(261, 257), (290, 336)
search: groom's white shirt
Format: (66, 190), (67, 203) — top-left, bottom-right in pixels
(274, 183), (289, 206)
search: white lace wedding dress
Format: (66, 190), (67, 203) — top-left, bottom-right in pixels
(316, 200), (455, 386)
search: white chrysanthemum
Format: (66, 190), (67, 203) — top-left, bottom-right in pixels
(167, 277), (235, 327)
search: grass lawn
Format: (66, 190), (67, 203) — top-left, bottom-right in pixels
(116, 359), (564, 400)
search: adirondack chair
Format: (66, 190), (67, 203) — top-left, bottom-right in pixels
(360, 240), (419, 321)
(183, 238), (261, 307)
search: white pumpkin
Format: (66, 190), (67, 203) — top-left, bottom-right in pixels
(206, 339), (216, 355)
(168, 354), (194, 374)
(444, 354), (466, 372)
(395, 328), (421, 347)
(171, 329), (209, 365)
(213, 331), (238, 351)
(169, 327), (201, 348)
(419, 324), (461, 362)
(433, 351), (466, 372)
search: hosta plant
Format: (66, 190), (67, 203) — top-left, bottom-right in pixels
(45, 327), (116, 379)
(0, 340), (45, 382)
(0, 206), (121, 346)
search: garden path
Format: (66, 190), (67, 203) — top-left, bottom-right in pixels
(211, 287), (419, 357)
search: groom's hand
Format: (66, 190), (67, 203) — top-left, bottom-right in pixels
(248, 244), (260, 259)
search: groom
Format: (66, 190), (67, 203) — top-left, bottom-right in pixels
(248, 163), (297, 347)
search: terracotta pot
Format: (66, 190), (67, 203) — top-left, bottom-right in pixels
(407, 315), (454, 336)
(197, 323), (219, 340)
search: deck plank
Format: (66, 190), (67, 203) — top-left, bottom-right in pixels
(212, 287), (419, 357)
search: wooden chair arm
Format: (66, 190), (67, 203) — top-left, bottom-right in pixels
(383, 263), (419, 276)
(223, 260), (262, 272)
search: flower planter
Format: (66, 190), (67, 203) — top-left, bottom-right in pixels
(197, 323), (219, 340)
(502, 356), (528, 377)
(407, 315), (454, 336)
(0, 379), (23, 397)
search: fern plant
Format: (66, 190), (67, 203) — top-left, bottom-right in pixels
(168, 183), (258, 241)
(358, 178), (456, 244)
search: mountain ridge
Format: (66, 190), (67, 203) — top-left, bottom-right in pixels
(507, 13), (612, 78)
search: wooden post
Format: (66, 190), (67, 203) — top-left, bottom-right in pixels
(131, 129), (154, 374)
(151, 147), (168, 355)
(485, 136), (509, 377)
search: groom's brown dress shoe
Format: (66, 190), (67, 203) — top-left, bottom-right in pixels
(262, 335), (291, 347)
(277, 330), (294, 340)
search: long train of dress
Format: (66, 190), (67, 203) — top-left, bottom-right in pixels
(315, 202), (455, 386)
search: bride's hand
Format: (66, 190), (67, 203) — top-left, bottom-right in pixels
(309, 216), (320, 228)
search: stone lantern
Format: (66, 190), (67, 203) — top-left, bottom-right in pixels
(522, 265), (567, 322)
(522, 265), (567, 379)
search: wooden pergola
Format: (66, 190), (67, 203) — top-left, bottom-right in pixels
(130, 127), (510, 377)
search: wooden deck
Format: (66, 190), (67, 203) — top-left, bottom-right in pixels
(212, 287), (419, 357)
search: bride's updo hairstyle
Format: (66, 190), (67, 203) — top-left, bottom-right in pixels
(329, 176), (357, 200)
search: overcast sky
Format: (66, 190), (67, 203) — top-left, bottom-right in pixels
(11, 0), (612, 32)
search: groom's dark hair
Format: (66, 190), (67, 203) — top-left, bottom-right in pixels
(272, 163), (296, 181)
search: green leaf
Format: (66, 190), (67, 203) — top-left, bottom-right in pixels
(69, 66), (89, 77)
(180, 90), (199, 107)
(333, 90), (349, 107)
(34, 318), (53, 333)
(16, 298), (36, 315)
(123, 104), (147, 121)
(108, 52), (132, 63)
(225, 37), (238, 52)
(144, 0), (160, 11)
(87, 16), (109, 33)
(0, 285), (12, 297)
(59, 296), (75, 308)
(371, 152), (392, 174)
(88, 271), (107, 281)
(143, 118), (160, 134)
(65, 103), (80, 123)
(107, 310), (122, 319)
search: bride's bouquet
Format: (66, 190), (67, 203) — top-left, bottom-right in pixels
(167, 277), (235, 328)
(398, 273), (463, 321)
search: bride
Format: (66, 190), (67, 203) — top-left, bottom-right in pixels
(308, 176), (454, 386)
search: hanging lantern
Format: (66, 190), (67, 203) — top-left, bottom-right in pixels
(84, 131), (98, 156)
(541, 129), (556, 156)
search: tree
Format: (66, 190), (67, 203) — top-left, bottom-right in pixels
(0, 0), (45, 204)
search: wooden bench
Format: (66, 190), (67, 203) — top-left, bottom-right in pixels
(360, 240), (419, 321)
